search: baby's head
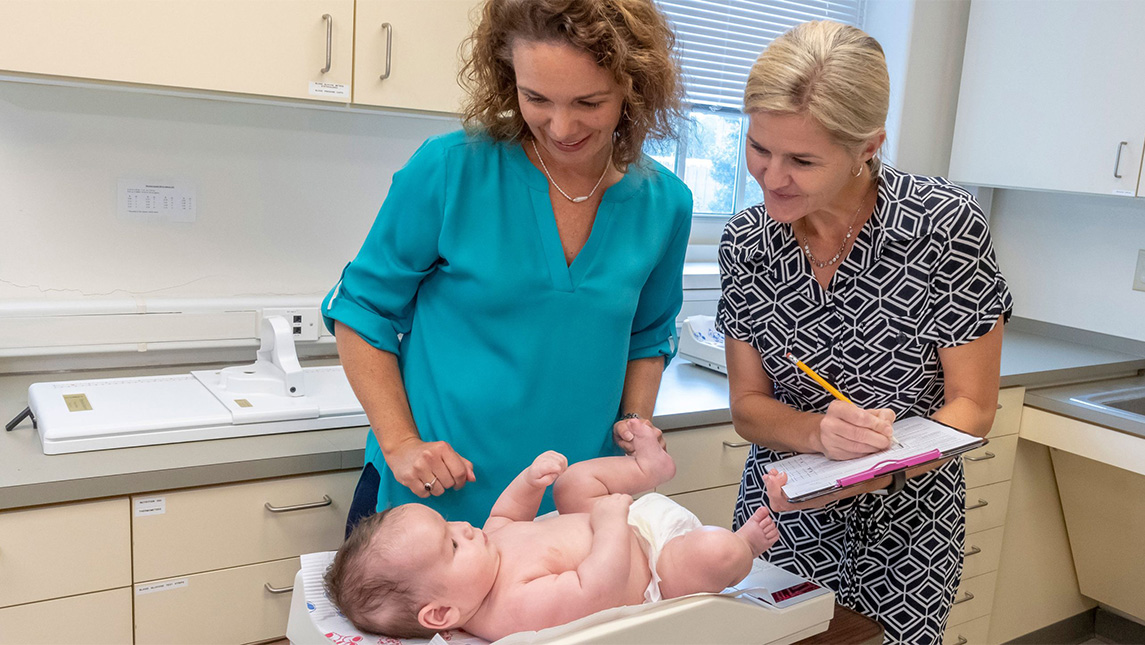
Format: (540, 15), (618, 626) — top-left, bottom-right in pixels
(324, 504), (500, 637)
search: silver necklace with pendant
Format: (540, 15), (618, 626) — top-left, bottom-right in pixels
(531, 139), (610, 204)
(800, 184), (872, 269)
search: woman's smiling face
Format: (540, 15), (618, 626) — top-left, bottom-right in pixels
(512, 39), (624, 169)
(745, 110), (865, 223)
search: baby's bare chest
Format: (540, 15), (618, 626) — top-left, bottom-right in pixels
(494, 515), (596, 576)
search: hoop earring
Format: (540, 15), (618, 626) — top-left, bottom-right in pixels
(853, 164), (864, 178)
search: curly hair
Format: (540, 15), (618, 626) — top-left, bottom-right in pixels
(459, 0), (684, 168)
(323, 508), (433, 638)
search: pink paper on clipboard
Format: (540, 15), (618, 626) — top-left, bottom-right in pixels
(836, 449), (942, 487)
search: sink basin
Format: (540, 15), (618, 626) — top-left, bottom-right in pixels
(1071, 386), (1145, 420)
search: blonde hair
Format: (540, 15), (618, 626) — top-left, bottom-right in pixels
(744, 20), (889, 171)
(459, 0), (684, 168)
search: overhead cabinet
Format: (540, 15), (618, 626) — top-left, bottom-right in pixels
(0, 0), (479, 113)
(950, 0), (1145, 196)
(353, 0), (479, 112)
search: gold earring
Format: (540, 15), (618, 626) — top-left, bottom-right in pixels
(853, 164), (863, 178)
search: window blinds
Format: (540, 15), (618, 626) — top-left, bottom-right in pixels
(658, 0), (866, 109)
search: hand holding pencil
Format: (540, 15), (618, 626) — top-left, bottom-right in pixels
(786, 353), (900, 459)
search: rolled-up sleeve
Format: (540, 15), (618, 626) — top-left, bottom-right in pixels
(322, 139), (447, 354)
(929, 195), (1014, 348)
(628, 190), (692, 365)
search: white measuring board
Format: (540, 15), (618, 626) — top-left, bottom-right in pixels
(29, 368), (367, 454)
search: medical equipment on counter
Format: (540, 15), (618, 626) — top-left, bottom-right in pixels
(679, 315), (727, 374)
(287, 551), (835, 645)
(24, 316), (366, 454)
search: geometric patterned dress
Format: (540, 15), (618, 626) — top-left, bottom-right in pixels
(716, 164), (1014, 644)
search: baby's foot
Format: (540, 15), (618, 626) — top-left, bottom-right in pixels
(628, 419), (676, 486)
(736, 506), (780, 557)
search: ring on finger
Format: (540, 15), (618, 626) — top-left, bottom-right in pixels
(423, 476), (437, 493)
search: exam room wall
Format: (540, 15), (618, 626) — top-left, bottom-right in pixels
(0, 80), (456, 306)
(988, 188), (1145, 342)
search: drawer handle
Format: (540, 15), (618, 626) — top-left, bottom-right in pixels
(379, 22), (393, 80)
(964, 545), (982, 557)
(952, 591), (975, 605)
(320, 14), (333, 74)
(953, 636), (968, 645)
(265, 495), (332, 513)
(966, 498), (989, 511)
(265, 582), (294, 594)
(722, 440), (751, 448)
(966, 451), (996, 462)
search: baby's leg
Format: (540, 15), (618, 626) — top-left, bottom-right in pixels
(552, 420), (676, 514)
(655, 507), (780, 598)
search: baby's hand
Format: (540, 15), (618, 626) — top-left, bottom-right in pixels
(590, 493), (633, 524)
(527, 451), (568, 488)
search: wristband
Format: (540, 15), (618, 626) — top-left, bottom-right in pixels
(617, 412), (641, 422)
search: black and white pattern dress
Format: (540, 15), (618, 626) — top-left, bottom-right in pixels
(717, 164), (1013, 644)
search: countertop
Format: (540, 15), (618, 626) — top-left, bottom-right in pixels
(3, 325), (1144, 511)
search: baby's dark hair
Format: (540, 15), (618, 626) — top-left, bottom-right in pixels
(324, 507), (436, 638)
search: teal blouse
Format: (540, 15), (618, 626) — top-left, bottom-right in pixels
(323, 130), (692, 524)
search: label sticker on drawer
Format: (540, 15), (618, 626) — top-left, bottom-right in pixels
(309, 81), (350, 99)
(134, 496), (166, 517)
(136, 579), (188, 595)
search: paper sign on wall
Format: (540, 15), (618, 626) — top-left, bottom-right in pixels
(118, 179), (197, 223)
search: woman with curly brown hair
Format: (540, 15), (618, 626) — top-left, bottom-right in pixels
(323, 0), (693, 534)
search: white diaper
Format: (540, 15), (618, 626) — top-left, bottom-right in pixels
(626, 492), (703, 603)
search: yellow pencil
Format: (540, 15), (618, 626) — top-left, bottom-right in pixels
(785, 352), (901, 448)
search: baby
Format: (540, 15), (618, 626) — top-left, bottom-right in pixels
(324, 422), (779, 641)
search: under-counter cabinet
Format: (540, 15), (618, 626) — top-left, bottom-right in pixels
(0, 1), (355, 103)
(132, 470), (357, 644)
(352, 0), (481, 112)
(950, 0), (1145, 196)
(659, 423), (750, 530)
(942, 387), (1023, 645)
(0, 498), (133, 645)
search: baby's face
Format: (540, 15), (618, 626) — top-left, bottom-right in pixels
(393, 504), (500, 617)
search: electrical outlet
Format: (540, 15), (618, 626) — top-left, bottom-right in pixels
(263, 307), (321, 342)
(1135, 250), (1145, 293)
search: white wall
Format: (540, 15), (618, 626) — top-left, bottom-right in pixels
(865, 0), (971, 177)
(989, 188), (1145, 342)
(0, 80), (456, 308)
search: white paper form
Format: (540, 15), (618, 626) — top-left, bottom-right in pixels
(768, 417), (983, 500)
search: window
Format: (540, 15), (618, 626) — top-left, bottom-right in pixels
(649, 0), (867, 218)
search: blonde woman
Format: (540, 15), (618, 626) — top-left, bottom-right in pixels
(325, 0), (691, 535)
(718, 21), (1012, 643)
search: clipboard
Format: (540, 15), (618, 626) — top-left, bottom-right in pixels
(770, 416), (988, 503)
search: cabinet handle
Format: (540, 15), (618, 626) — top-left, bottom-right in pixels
(997, 403), (1002, 410)
(964, 545), (982, 557)
(265, 582), (294, 594)
(966, 498), (989, 511)
(722, 440), (751, 448)
(320, 14), (333, 74)
(952, 591), (975, 605)
(379, 23), (393, 80)
(1114, 140), (1129, 178)
(265, 494), (332, 513)
(953, 636), (968, 645)
(966, 451), (996, 462)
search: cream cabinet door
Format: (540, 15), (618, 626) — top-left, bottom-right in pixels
(0, 0), (355, 102)
(0, 588), (133, 645)
(134, 557), (299, 645)
(133, 470), (357, 582)
(353, 0), (480, 112)
(0, 498), (131, 608)
(950, 0), (1145, 196)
